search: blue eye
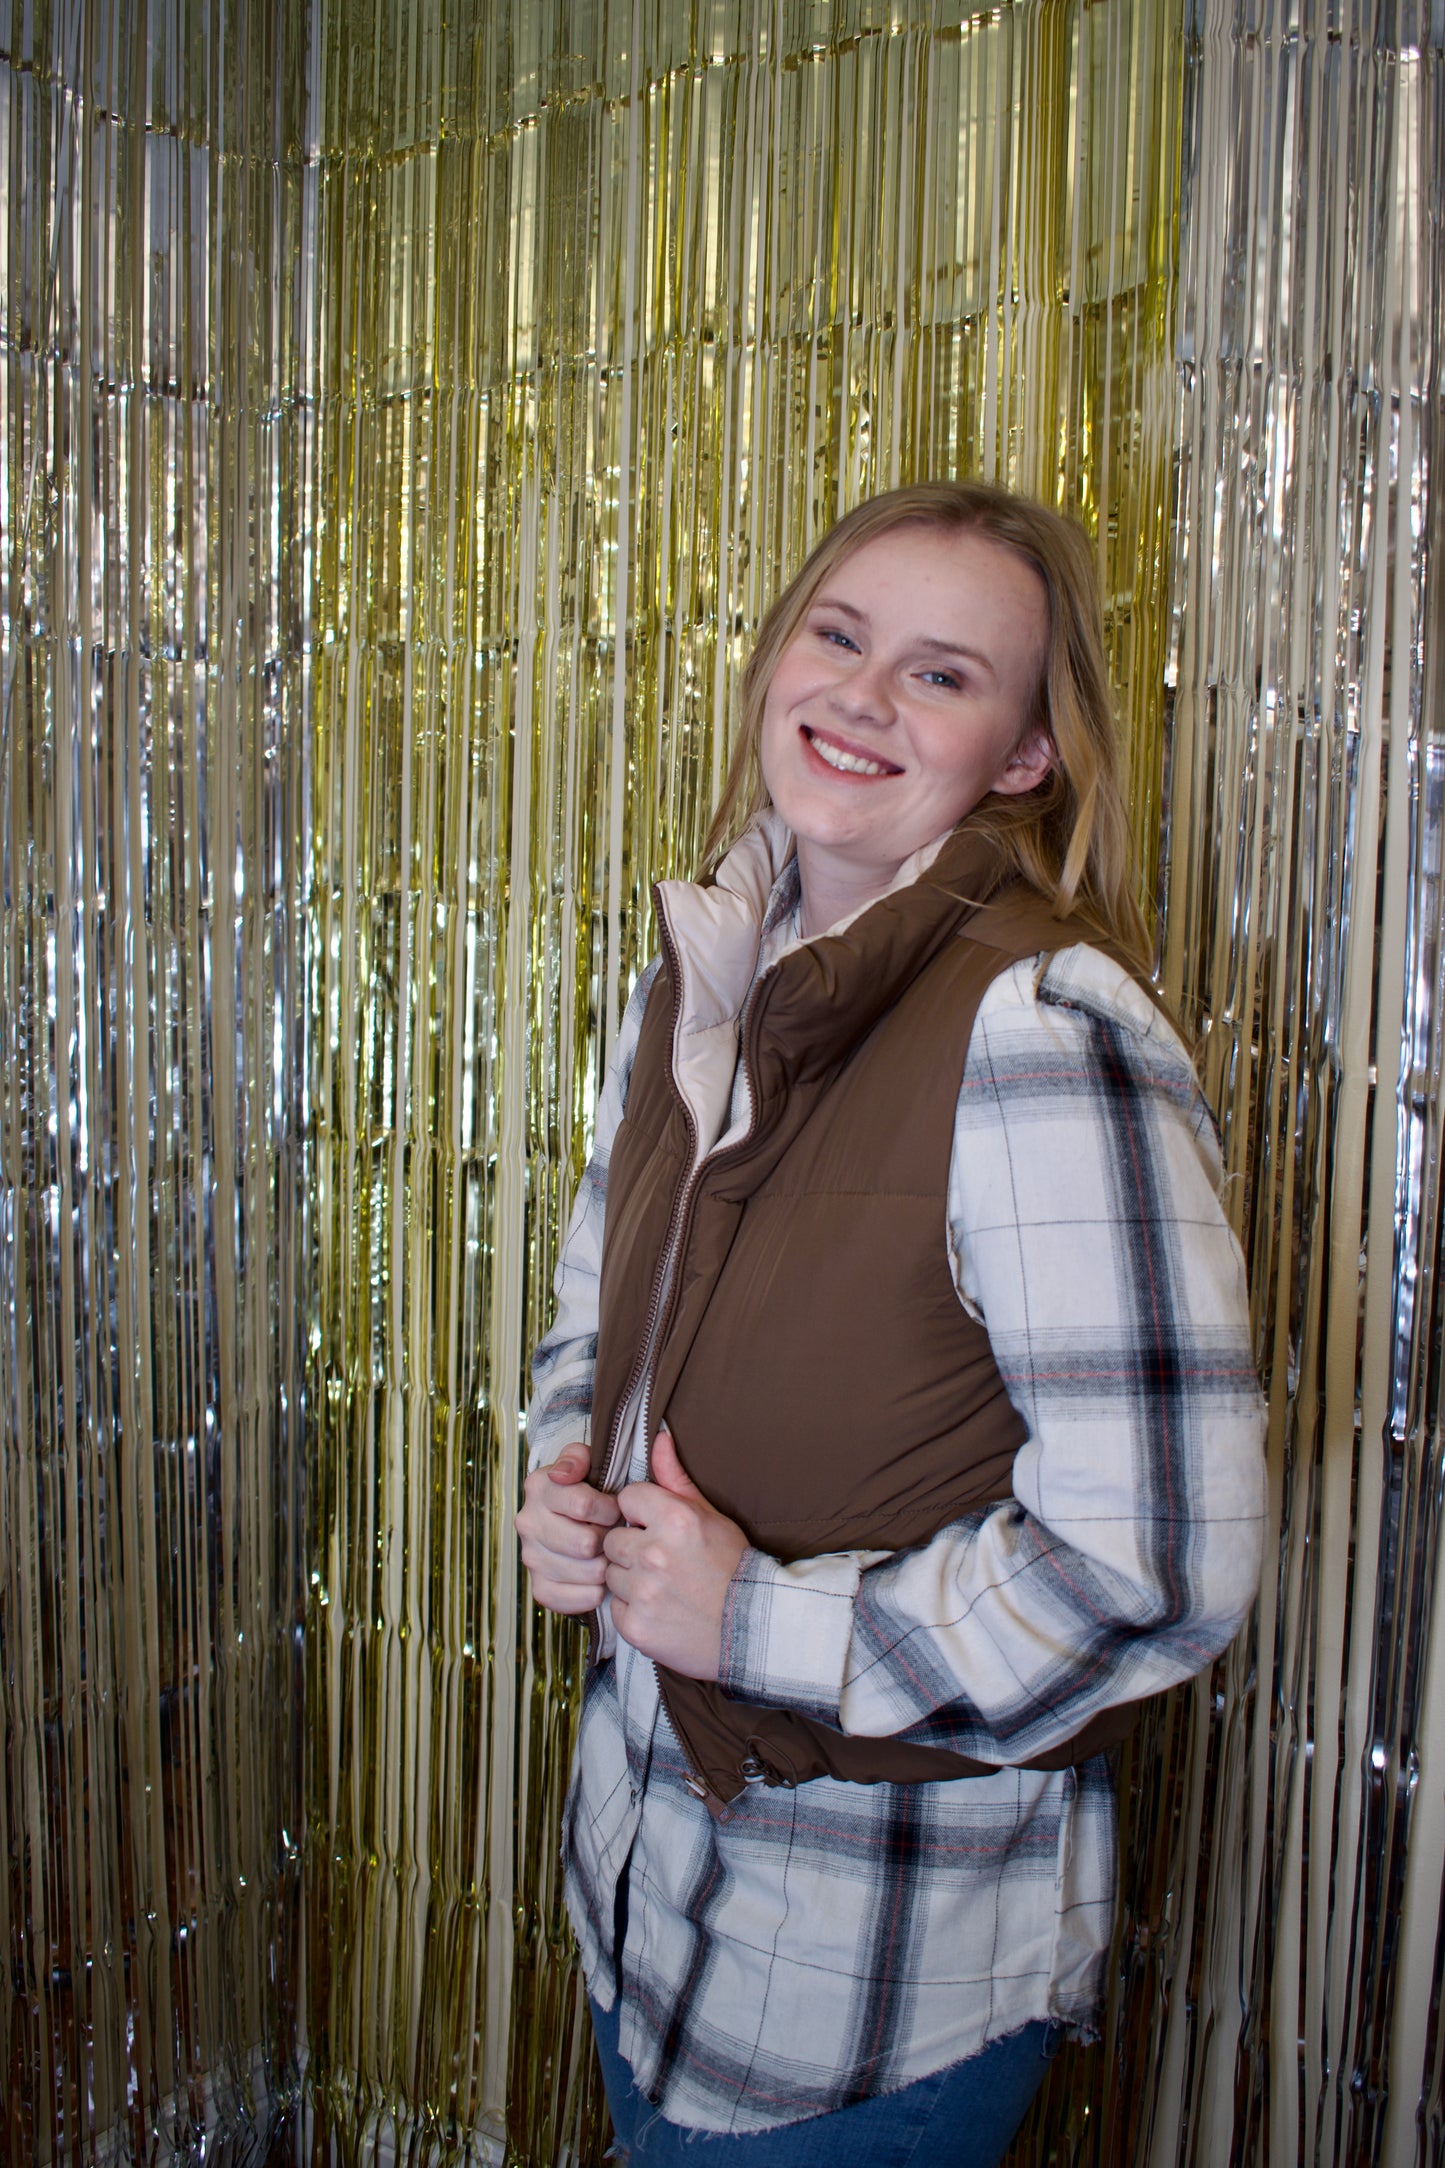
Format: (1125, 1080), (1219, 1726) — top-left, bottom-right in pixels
(920, 669), (962, 690)
(818, 625), (858, 651)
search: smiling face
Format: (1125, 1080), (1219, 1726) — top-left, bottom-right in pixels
(758, 523), (1055, 932)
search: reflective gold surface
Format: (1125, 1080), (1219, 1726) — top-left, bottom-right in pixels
(0, 0), (309, 2158)
(1147, 9), (1445, 2161)
(5, 3), (1441, 2164)
(1027, 6), (1443, 2160)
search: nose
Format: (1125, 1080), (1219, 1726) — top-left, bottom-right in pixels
(830, 652), (895, 726)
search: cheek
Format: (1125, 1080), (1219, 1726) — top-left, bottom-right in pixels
(931, 712), (1025, 794)
(757, 695), (792, 797)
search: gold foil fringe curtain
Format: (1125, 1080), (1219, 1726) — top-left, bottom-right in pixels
(1, 0), (311, 2161)
(2, 4), (1442, 2167)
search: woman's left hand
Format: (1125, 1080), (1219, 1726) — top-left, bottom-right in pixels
(605, 1429), (749, 1680)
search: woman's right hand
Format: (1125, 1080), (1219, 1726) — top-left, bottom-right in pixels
(517, 1443), (624, 1614)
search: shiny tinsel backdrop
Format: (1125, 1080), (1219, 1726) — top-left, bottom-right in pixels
(0, 0), (311, 2158)
(0, 2), (1440, 2164)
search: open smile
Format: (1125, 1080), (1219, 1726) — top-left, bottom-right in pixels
(801, 726), (903, 780)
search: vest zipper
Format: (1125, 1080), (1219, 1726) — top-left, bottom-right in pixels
(654, 973), (770, 1804)
(597, 901), (698, 1496)
(599, 897), (767, 1493)
(600, 889), (771, 1805)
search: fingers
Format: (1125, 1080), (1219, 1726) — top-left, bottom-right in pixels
(522, 1559), (606, 1614)
(601, 1523), (637, 1571)
(600, 1524), (665, 1605)
(527, 1546), (607, 1588)
(648, 1428), (703, 1499)
(615, 1478), (651, 1529)
(525, 1509), (608, 1563)
(518, 1482), (614, 1561)
(524, 1458), (621, 1529)
(535, 1546), (607, 1588)
(601, 1521), (733, 1682)
(517, 1430), (636, 1621)
(516, 1451), (626, 1619)
(519, 1521), (609, 1612)
(527, 1573), (606, 1617)
(615, 1476), (694, 1530)
(599, 1520), (682, 1585)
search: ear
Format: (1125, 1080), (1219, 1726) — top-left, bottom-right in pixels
(990, 727), (1055, 799)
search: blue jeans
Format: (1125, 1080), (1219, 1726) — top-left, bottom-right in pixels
(589, 1994), (1057, 2166)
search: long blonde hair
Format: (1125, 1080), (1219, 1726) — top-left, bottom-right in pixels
(701, 481), (1153, 971)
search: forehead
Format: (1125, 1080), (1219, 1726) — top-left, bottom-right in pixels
(829, 521), (1038, 591)
(817, 523), (1048, 648)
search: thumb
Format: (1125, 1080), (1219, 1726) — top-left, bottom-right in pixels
(546, 1442), (592, 1485)
(649, 1427), (703, 1499)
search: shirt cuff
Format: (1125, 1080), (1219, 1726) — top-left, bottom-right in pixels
(718, 1546), (882, 1722)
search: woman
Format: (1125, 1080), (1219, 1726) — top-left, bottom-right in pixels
(517, 482), (1266, 2165)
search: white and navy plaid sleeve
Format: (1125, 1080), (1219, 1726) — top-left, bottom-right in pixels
(526, 959), (660, 1473)
(717, 944), (1267, 1762)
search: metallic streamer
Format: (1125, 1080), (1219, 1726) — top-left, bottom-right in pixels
(0, 0), (310, 2158)
(1025, 10), (1445, 2162)
(1145, 5), (1444, 2164)
(1161, 8), (1445, 2159)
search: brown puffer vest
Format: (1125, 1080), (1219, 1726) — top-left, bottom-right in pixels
(589, 826), (1143, 1808)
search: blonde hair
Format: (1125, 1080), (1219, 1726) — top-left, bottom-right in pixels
(701, 481), (1153, 971)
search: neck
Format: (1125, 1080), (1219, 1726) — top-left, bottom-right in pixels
(795, 842), (902, 940)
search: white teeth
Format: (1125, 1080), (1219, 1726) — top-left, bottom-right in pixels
(808, 732), (892, 777)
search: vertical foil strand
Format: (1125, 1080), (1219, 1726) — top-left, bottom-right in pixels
(0, 0), (310, 2157)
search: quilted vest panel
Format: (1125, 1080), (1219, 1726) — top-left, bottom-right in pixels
(589, 834), (1143, 1804)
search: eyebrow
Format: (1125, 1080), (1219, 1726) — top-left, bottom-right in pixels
(810, 596), (999, 678)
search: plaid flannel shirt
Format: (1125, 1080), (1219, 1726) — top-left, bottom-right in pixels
(527, 874), (1266, 2137)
